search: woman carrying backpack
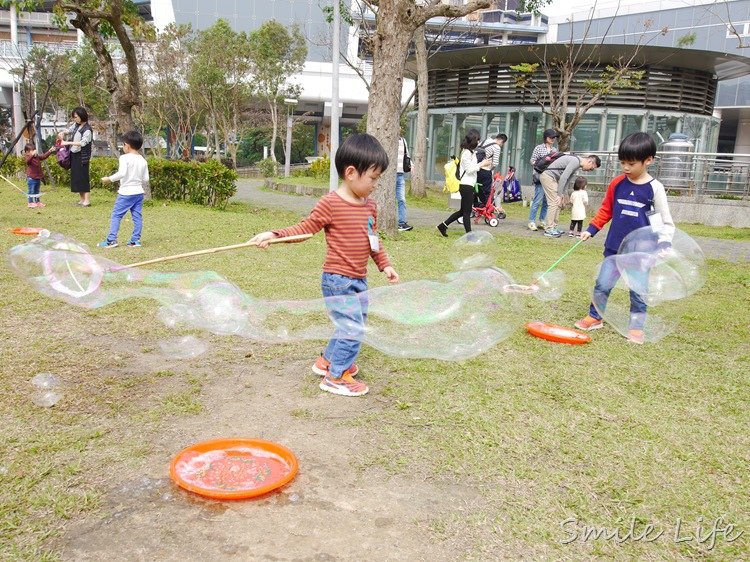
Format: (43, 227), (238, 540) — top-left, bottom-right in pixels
(58, 107), (93, 207)
(437, 128), (491, 236)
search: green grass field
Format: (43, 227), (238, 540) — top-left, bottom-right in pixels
(1, 182), (749, 559)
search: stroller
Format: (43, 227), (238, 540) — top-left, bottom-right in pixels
(458, 172), (507, 227)
(500, 166), (523, 203)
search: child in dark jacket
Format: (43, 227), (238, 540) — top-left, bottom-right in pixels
(24, 143), (56, 208)
(574, 132), (675, 344)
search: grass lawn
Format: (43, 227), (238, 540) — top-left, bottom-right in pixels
(1, 181), (749, 559)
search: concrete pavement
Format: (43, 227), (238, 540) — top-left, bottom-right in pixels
(231, 179), (750, 263)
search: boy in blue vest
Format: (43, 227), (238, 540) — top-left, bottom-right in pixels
(574, 132), (675, 344)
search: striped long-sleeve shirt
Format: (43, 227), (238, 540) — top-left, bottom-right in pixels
(529, 142), (555, 183)
(273, 192), (391, 279)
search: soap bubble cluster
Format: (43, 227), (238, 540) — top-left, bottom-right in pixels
(10, 231), (574, 360)
(31, 372), (62, 407)
(159, 335), (209, 359)
(591, 226), (706, 342)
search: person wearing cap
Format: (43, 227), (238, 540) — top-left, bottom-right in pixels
(476, 132), (507, 206)
(527, 128), (557, 231)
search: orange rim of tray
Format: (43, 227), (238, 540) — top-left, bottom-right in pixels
(169, 438), (298, 500)
(525, 321), (592, 345)
(10, 227), (44, 235)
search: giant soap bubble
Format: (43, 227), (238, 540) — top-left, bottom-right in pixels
(10, 232), (568, 361)
(591, 226), (705, 342)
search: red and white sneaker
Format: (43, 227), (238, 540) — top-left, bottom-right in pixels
(320, 373), (369, 397)
(311, 355), (359, 377)
(627, 329), (645, 345)
(574, 315), (604, 331)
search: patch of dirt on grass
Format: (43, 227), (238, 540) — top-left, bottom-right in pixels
(55, 336), (483, 561)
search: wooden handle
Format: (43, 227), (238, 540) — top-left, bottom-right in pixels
(114, 233), (313, 270)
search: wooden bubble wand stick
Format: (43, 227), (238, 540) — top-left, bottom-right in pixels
(113, 233), (313, 271)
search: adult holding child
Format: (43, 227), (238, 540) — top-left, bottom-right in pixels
(540, 153), (601, 238)
(57, 107), (93, 207)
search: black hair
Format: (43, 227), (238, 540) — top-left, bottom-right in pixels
(618, 132), (657, 161)
(496, 133), (508, 143)
(460, 129), (481, 151)
(122, 130), (144, 151)
(573, 176), (587, 190)
(71, 106), (89, 122)
(23, 143), (35, 152)
(586, 154), (602, 168)
(334, 133), (389, 178)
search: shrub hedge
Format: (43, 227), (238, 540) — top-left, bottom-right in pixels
(1, 155), (237, 208)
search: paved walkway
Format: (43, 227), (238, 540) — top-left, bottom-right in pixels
(232, 179), (750, 263)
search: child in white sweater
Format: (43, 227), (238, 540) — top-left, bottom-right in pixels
(568, 176), (589, 237)
(97, 130), (150, 248)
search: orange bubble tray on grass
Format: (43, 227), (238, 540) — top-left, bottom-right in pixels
(525, 321), (592, 345)
(170, 438), (298, 500)
(10, 227), (44, 235)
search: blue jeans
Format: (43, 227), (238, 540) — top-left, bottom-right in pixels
(321, 273), (369, 378)
(27, 178), (40, 203)
(396, 172), (407, 225)
(589, 250), (647, 330)
(528, 181), (548, 223)
(107, 194), (144, 244)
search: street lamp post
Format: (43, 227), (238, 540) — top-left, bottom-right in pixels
(284, 98), (298, 178)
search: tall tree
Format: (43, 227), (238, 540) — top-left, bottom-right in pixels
(138, 24), (203, 159)
(1, 0), (153, 137)
(188, 19), (251, 164)
(362, 0), (491, 233)
(248, 20), (307, 163)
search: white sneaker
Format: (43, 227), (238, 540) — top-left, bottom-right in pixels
(541, 221), (547, 229)
(527, 221), (538, 231)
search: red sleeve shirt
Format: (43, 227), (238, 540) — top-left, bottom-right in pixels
(273, 192), (391, 279)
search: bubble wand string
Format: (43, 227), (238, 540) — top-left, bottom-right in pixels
(535, 239), (584, 283)
(0, 172), (28, 195)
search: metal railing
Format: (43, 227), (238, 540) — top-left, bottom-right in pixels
(585, 151), (750, 198)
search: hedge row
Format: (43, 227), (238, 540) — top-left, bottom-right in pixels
(1, 155), (237, 208)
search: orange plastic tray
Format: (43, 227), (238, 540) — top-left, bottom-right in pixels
(10, 227), (44, 235)
(525, 321), (592, 345)
(170, 438), (298, 500)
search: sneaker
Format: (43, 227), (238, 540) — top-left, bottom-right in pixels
(398, 223), (414, 232)
(320, 372), (369, 397)
(27, 202), (36, 208)
(35, 201), (45, 208)
(437, 222), (448, 237)
(527, 221), (538, 231)
(540, 221), (548, 229)
(543, 228), (562, 238)
(311, 355), (359, 377)
(628, 329), (645, 345)
(568, 231), (574, 237)
(574, 315), (604, 331)
(127, 241), (142, 247)
(97, 240), (118, 248)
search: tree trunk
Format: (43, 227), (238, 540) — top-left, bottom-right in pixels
(367, 26), (412, 234)
(269, 100), (278, 163)
(410, 25), (429, 198)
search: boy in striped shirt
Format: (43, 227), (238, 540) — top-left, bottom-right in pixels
(250, 134), (400, 396)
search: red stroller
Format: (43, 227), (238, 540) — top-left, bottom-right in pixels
(459, 172), (507, 227)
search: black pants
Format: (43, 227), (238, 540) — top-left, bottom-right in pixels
(569, 219), (583, 232)
(476, 169), (492, 206)
(444, 184), (474, 232)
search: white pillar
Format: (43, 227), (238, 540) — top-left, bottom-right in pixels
(328, 0), (340, 192)
(10, 4), (24, 156)
(734, 119), (750, 158)
(284, 110), (293, 177)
